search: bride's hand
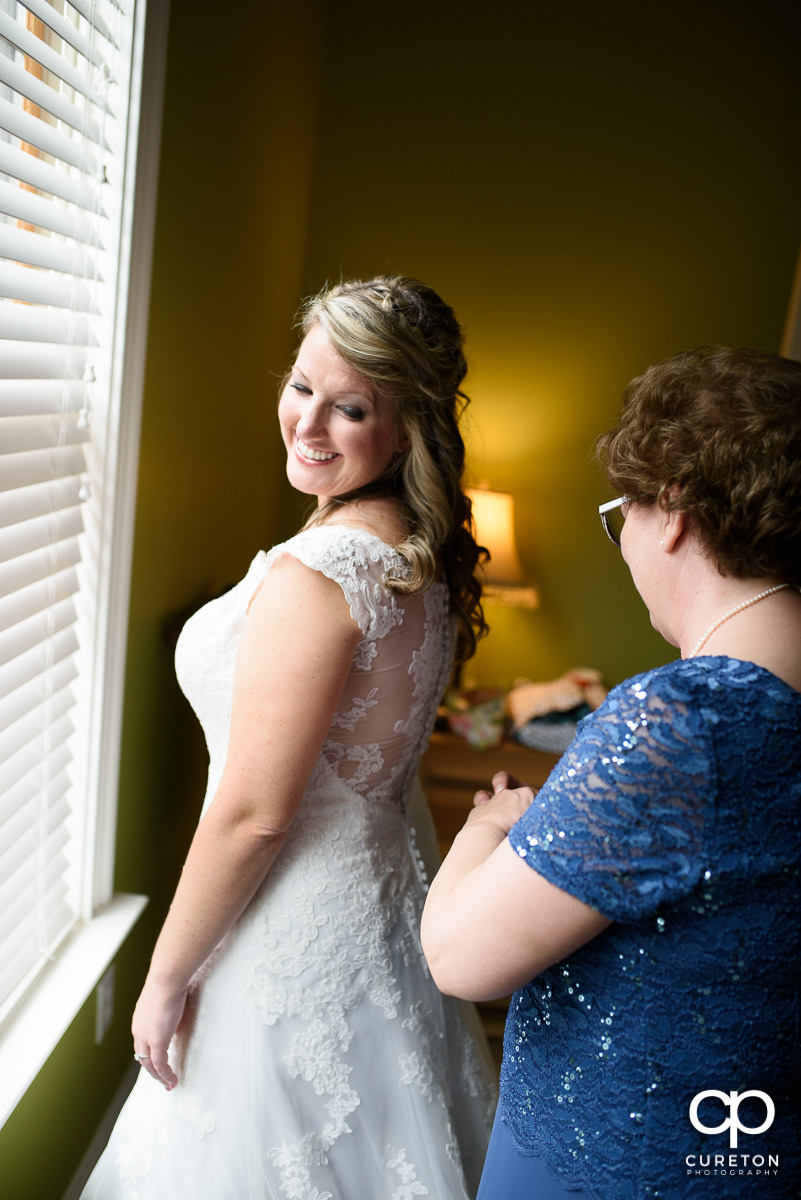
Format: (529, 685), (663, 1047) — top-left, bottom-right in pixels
(131, 977), (190, 1090)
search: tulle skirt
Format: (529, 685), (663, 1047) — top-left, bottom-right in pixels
(82, 780), (496, 1199)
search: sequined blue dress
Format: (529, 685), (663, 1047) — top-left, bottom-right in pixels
(480, 657), (801, 1200)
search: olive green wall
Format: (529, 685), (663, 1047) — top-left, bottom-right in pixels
(299, 0), (801, 689)
(1, 2), (799, 1195)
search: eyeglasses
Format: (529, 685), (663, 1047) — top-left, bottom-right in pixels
(598, 496), (629, 547)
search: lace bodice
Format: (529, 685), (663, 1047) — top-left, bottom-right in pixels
(175, 524), (455, 816)
(503, 658), (801, 1198)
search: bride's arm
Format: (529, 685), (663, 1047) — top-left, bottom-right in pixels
(132, 553), (361, 1088)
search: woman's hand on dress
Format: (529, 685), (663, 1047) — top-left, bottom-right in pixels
(423, 769), (610, 1001)
(468, 772), (536, 836)
(131, 977), (189, 1090)
(472, 769), (524, 805)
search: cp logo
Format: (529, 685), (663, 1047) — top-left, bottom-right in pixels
(689, 1090), (775, 1148)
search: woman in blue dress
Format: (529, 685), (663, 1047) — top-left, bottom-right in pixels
(422, 345), (801, 1199)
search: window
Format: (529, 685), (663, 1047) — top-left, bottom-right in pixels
(0, 0), (166, 1122)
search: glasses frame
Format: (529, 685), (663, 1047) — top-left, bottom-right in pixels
(598, 496), (629, 547)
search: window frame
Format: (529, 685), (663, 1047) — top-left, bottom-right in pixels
(0, 0), (168, 1127)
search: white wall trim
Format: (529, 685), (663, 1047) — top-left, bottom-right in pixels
(89, 0), (172, 911)
(0, 892), (146, 1130)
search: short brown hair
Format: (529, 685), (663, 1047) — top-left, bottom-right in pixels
(596, 345), (801, 584)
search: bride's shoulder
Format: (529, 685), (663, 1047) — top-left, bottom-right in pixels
(267, 518), (408, 637)
(314, 498), (408, 548)
(277, 521), (398, 578)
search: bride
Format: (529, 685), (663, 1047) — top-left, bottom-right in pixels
(82, 276), (497, 1199)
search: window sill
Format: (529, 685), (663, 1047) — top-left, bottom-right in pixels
(0, 892), (147, 1129)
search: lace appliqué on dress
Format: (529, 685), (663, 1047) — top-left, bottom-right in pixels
(245, 765), (458, 1197)
(387, 1146), (429, 1199)
(265, 524), (409, 640)
(330, 686), (379, 731)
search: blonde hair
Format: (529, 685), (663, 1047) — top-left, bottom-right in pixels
(296, 275), (487, 662)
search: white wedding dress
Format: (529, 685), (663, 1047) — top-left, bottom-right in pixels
(83, 525), (497, 1200)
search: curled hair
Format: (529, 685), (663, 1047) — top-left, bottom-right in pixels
(294, 275), (488, 661)
(596, 345), (801, 584)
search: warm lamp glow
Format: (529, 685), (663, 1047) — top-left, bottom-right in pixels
(467, 487), (538, 608)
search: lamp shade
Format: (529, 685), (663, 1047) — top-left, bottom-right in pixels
(467, 487), (538, 607)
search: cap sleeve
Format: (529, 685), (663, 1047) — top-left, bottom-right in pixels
(508, 667), (713, 920)
(263, 525), (409, 640)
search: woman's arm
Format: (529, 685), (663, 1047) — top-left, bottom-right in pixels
(132, 554), (361, 1088)
(421, 778), (611, 1002)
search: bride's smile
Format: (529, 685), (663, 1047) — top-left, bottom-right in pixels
(295, 437), (339, 463)
(279, 322), (407, 504)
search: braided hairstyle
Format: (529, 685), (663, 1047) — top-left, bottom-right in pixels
(296, 275), (488, 662)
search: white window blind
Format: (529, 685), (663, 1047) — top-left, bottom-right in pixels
(0, 0), (146, 1023)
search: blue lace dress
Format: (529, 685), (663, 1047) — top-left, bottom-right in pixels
(480, 657), (800, 1200)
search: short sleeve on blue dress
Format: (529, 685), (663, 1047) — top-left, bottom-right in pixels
(508, 666), (714, 920)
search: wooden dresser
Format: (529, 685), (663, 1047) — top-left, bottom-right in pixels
(418, 729), (560, 1066)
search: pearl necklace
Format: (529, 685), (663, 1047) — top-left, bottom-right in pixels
(687, 583), (791, 658)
